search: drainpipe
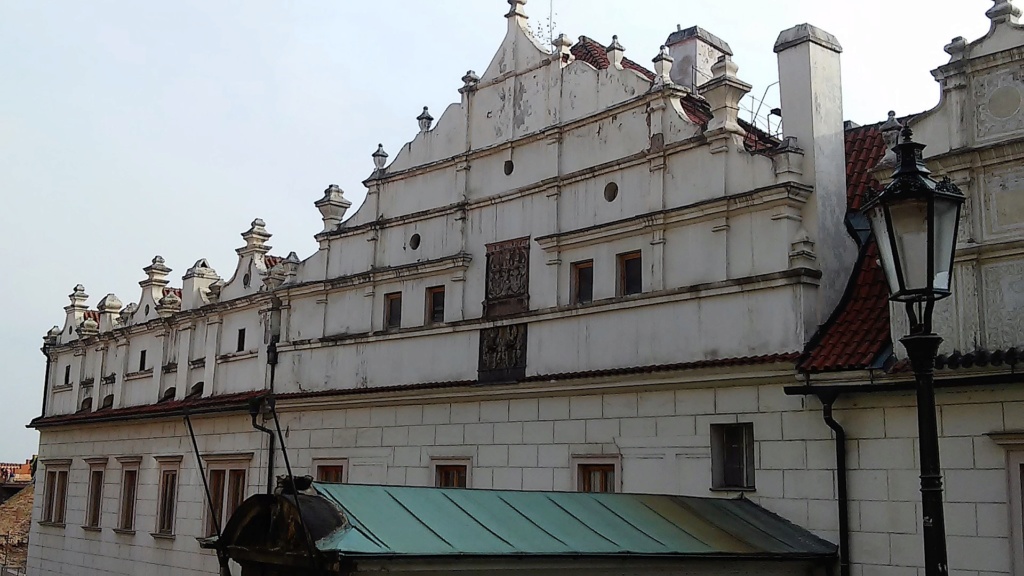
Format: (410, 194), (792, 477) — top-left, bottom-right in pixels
(249, 338), (279, 494)
(39, 346), (53, 419)
(820, 392), (850, 576)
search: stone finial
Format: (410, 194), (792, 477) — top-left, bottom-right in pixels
(553, 34), (574, 63)
(97, 294), (122, 313)
(506, 0), (527, 20)
(372, 144), (389, 170)
(875, 111), (903, 170)
(119, 303), (138, 325)
(238, 218), (272, 256)
(314, 184), (352, 233)
(652, 45), (674, 88)
(142, 256), (172, 286)
(68, 284), (88, 308)
(987, 0), (1022, 25)
(944, 36), (967, 62)
(606, 35), (625, 69)
(699, 55), (752, 152)
(78, 316), (99, 337)
(417, 107), (434, 132)
(156, 290), (181, 318)
(183, 258), (219, 280)
(44, 325), (61, 346)
(459, 70), (480, 94)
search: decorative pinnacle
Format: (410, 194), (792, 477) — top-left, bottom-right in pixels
(417, 106), (434, 132)
(506, 0), (527, 19)
(372, 144), (389, 170)
(607, 35), (625, 52)
(901, 125), (914, 142)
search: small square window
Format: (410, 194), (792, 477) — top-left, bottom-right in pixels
(711, 423), (755, 490)
(316, 464), (346, 483)
(571, 260), (594, 304)
(578, 463), (616, 493)
(425, 286), (445, 325)
(139, 350), (148, 372)
(617, 252), (642, 296)
(236, 328), (246, 353)
(434, 463), (469, 488)
(384, 292), (403, 330)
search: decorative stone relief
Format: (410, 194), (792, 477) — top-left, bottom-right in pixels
(982, 165), (1024, 238)
(478, 323), (528, 382)
(982, 260), (1024, 350)
(974, 67), (1024, 142)
(484, 237), (530, 317)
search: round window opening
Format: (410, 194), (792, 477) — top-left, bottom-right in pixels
(409, 234), (421, 250)
(503, 160), (514, 175)
(604, 182), (619, 202)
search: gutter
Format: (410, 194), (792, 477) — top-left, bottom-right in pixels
(785, 372), (1024, 396)
(28, 395), (263, 429)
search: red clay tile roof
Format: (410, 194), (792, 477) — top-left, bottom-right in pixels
(570, 36), (656, 81)
(799, 122), (895, 373)
(82, 310), (100, 322)
(29, 390), (264, 428)
(162, 287), (183, 299)
(264, 255), (285, 268)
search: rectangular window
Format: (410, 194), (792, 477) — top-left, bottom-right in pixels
(617, 251), (643, 296)
(711, 423), (755, 490)
(236, 328), (246, 353)
(571, 260), (594, 304)
(435, 464), (468, 488)
(85, 468), (104, 528)
(425, 286), (445, 325)
(63, 365), (71, 386)
(206, 465), (247, 536)
(119, 468), (138, 530)
(42, 467), (69, 524)
(139, 350), (147, 371)
(156, 468), (178, 535)
(316, 465), (345, 483)
(578, 464), (616, 493)
(384, 292), (402, 330)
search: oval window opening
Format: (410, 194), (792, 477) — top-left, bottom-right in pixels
(503, 160), (514, 175)
(144, 304), (150, 315)
(604, 182), (619, 202)
(243, 273), (251, 287)
(409, 234), (421, 250)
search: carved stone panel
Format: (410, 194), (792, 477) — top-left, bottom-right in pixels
(484, 237), (530, 318)
(982, 260), (1024, 350)
(982, 166), (1024, 239)
(974, 67), (1024, 143)
(478, 324), (528, 383)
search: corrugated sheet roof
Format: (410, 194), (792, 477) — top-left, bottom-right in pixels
(313, 483), (836, 558)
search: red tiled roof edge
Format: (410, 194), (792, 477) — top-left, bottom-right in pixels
(570, 36), (656, 81)
(28, 390), (265, 429)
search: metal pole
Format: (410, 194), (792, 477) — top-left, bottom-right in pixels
(902, 332), (948, 576)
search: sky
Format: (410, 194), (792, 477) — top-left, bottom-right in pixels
(0, 0), (995, 461)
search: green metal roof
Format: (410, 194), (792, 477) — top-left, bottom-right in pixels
(313, 483), (836, 559)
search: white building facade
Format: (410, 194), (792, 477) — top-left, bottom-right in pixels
(26, 2), (1024, 575)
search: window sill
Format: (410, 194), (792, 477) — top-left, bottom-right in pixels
(124, 370), (153, 381)
(112, 528), (136, 536)
(709, 486), (756, 493)
(37, 521), (65, 528)
(217, 350), (257, 363)
(81, 525), (102, 532)
(151, 532), (176, 540)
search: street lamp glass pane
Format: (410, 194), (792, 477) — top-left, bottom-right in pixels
(932, 197), (959, 292)
(868, 204), (901, 294)
(889, 198), (930, 293)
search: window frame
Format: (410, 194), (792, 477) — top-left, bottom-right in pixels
(40, 459), (71, 526)
(425, 286), (446, 325)
(154, 456), (182, 537)
(139, 349), (148, 372)
(572, 456), (621, 493)
(989, 433), (1024, 576)
(616, 251), (643, 296)
(63, 364), (71, 386)
(115, 456), (142, 532)
(570, 260), (594, 304)
(432, 458), (471, 489)
(83, 457), (108, 530)
(711, 422), (756, 490)
(236, 328), (246, 353)
(203, 457), (251, 537)
(313, 459), (348, 483)
(384, 292), (403, 330)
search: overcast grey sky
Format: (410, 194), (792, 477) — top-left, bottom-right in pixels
(0, 0), (993, 461)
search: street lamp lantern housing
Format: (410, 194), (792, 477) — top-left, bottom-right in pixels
(863, 126), (965, 304)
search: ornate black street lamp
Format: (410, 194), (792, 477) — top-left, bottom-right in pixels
(863, 126), (965, 576)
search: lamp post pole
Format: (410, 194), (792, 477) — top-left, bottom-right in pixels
(863, 124), (965, 576)
(903, 332), (948, 576)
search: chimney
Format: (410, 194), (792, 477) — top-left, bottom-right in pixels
(664, 25), (733, 92)
(774, 24), (855, 324)
(182, 259), (221, 311)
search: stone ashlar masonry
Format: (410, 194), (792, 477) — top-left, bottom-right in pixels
(30, 379), (1024, 576)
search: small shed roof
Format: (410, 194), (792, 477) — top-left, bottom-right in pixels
(313, 483), (836, 559)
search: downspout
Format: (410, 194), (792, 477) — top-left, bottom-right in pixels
(820, 392), (850, 576)
(249, 338), (278, 494)
(39, 346), (53, 419)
